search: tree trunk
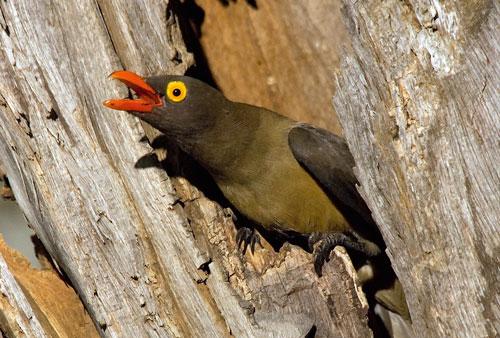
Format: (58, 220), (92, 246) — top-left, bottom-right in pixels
(334, 0), (499, 337)
(0, 252), (47, 338)
(0, 236), (99, 337)
(0, 1), (371, 337)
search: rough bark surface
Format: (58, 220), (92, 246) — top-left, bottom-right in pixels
(172, 177), (372, 338)
(334, 1), (499, 337)
(0, 1), (371, 337)
(0, 250), (46, 338)
(0, 235), (98, 337)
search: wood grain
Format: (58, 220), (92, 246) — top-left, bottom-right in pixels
(0, 0), (372, 336)
(0, 236), (98, 337)
(0, 252), (47, 338)
(334, 0), (499, 336)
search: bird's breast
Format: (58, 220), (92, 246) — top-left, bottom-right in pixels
(215, 141), (350, 234)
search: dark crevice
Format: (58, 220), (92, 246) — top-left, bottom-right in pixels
(17, 112), (33, 138)
(31, 235), (73, 285)
(168, 0), (218, 87)
(1, 174), (14, 200)
(369, 310), (392, 338)
(197, 259), (212, 284)
(304, 325), (316, 338)
(218, 0), (258, 9)
(134, 152), (161, 170)
(94, 0), (124, 69)
(0, 327), (10, 338)
(171, 197), (185, 209)
(46, 108), (59, 120)
(198, 259), (211, 274)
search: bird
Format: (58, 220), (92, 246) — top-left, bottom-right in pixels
(104, 70), (409, 319)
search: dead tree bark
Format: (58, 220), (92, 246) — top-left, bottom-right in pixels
(334, 1), (499, 337)
(0, 236), (99, 337)
(0, 1), (371, 337)
(0, 253), (47, 338)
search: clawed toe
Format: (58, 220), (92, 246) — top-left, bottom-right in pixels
(310, 232), (376, 277)
(308, 232), (322, 252)
(312, 237), (333, 277)
(236, 227), (262, 255)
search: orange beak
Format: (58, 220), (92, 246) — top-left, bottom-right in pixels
(103, 70), (162, 113)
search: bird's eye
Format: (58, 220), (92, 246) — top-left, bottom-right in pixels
(166, 81), (187, 103)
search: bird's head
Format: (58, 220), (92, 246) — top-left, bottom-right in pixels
(104, 70), (226, 142)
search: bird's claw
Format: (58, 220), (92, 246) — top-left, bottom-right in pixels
(310, 232), (368, 277)
(236, 227), (262, 255)
(308, 232), (323, 252)
(310, 233), (335, 277)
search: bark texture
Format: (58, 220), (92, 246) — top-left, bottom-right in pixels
(0, 1), (371, 337)
(0, 250), (46, 338)
(0, 236), (98, 337)
(334, 1), (499, 337)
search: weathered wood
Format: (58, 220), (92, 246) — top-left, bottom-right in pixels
(0, 1), (372, 337)
(173, 177), (372, 338)
(0, 236), (98, 337)
(0, 251), (47, 338)
(0, 174), (14, 200)
(334, 0), (499, 337)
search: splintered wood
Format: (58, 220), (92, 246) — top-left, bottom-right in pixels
(0, 1), (371, 336)
(334, 0), (499, 337)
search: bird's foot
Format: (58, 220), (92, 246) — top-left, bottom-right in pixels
(236, 227), (262, 255)
(309, 232), (380, 277)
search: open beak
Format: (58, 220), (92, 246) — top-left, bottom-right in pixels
(103, 70), (163, 113)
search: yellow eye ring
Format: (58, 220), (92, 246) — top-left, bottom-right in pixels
(166, 81), (187, 103)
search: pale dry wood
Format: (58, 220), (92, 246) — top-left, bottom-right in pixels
(334, 0), (499, 337)
(0, 0), (226, 336)
(0, 1), (372, 337)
